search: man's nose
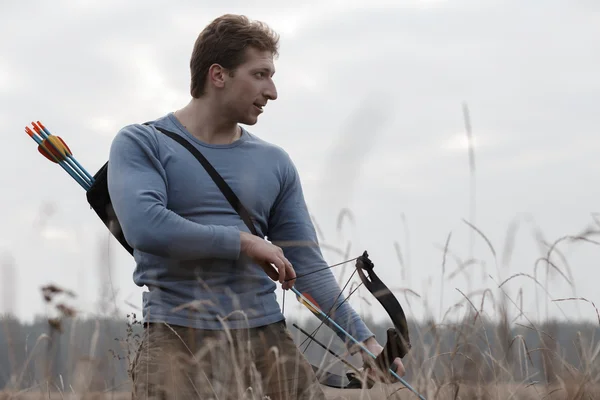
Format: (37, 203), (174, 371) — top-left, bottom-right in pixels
(265, 81), (278, 100)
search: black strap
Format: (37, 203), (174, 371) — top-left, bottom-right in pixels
(150, 125), (260, 237)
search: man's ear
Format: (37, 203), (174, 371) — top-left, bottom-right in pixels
(208, 63), (227, 89)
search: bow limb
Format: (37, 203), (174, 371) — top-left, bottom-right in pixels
(355, 251), (412, 373)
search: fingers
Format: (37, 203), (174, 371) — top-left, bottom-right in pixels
(273, 256), (296, 290)
(266, 254), (287, 283)
(281, 257), (296, 290)
(249, 239), (296, 290)
(261, 256), (295, 289)
(262, 262), (280, 281)
(393, 358), (406, 377)
(265, 245), (295, 289)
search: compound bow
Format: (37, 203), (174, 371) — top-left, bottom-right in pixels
(289, 251), (424, 399)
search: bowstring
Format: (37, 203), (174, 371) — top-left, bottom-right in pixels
(281, 256), (359, 316)
(299, 277), (363, 353)
(281, 256), (358, 318)
(281, 255), (367, 357)
(287, 257), (360, 282)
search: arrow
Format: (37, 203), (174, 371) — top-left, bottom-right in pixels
(24, 121), (94, 191)
(296, 291), (321, 316)
(32, 121), (94, 186)
(35, 121), (94, 183)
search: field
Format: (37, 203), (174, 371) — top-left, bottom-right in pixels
(2, 207), (600, 400)
(2, 383), (600, 400)
(3, 211), (600, 400)
(2, 310), (600, 400)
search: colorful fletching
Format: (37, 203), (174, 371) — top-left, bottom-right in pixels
(23, 120), (94, 190)
(298, 292), (321, 315)
(38, 136), (71, 162)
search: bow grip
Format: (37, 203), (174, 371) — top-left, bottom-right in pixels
(374, 327), (411, 373)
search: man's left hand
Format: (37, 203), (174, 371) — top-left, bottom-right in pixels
(361, 336), (406, 378)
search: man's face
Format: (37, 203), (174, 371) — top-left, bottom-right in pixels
(221, 47), (278, 125)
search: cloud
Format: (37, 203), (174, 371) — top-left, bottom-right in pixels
(40, 225), (75, 242)
(2, 0), (600, 323)
(0, 63), (13, 93)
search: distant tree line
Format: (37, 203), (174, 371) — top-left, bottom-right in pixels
(1, 311), (599, 393)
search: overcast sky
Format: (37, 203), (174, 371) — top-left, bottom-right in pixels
(1, 0), (599, 329)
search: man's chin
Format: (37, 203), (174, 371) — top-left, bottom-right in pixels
(240, 116), (259, 126)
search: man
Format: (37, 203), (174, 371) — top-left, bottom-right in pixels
(108, 13), (405, 400)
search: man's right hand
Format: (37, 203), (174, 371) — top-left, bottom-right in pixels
(240, 232), (296, 290)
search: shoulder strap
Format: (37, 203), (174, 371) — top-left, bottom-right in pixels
(149, 124), (260, 237)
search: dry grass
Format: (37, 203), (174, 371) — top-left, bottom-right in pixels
(3, 383), (600, 400)
(2, 216), (599, 400)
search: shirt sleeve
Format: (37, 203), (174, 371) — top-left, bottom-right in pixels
(266, 152), (375, 351)
(107, 124), (241, 260)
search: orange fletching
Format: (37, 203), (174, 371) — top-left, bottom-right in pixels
(37, 145), (58, 163)
(299, 292), (321, 315)
(39, 136), (69, 161)
(33, 121), (73, 156)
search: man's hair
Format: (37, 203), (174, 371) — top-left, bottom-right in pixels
(190, 14), (280, 98)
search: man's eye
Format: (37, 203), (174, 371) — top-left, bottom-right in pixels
(256, 72), (264, 78)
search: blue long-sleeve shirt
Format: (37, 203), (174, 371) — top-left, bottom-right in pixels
(107, 112), (374, 347)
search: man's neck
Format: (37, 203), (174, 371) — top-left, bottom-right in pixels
(173, 98), (241, 145)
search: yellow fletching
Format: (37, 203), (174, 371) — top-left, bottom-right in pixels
(298, 292), (320, 315)
(39, 136), (71, 161)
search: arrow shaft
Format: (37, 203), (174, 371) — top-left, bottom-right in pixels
(69, 156), (94, 182)
(65, 156), (93, 186)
